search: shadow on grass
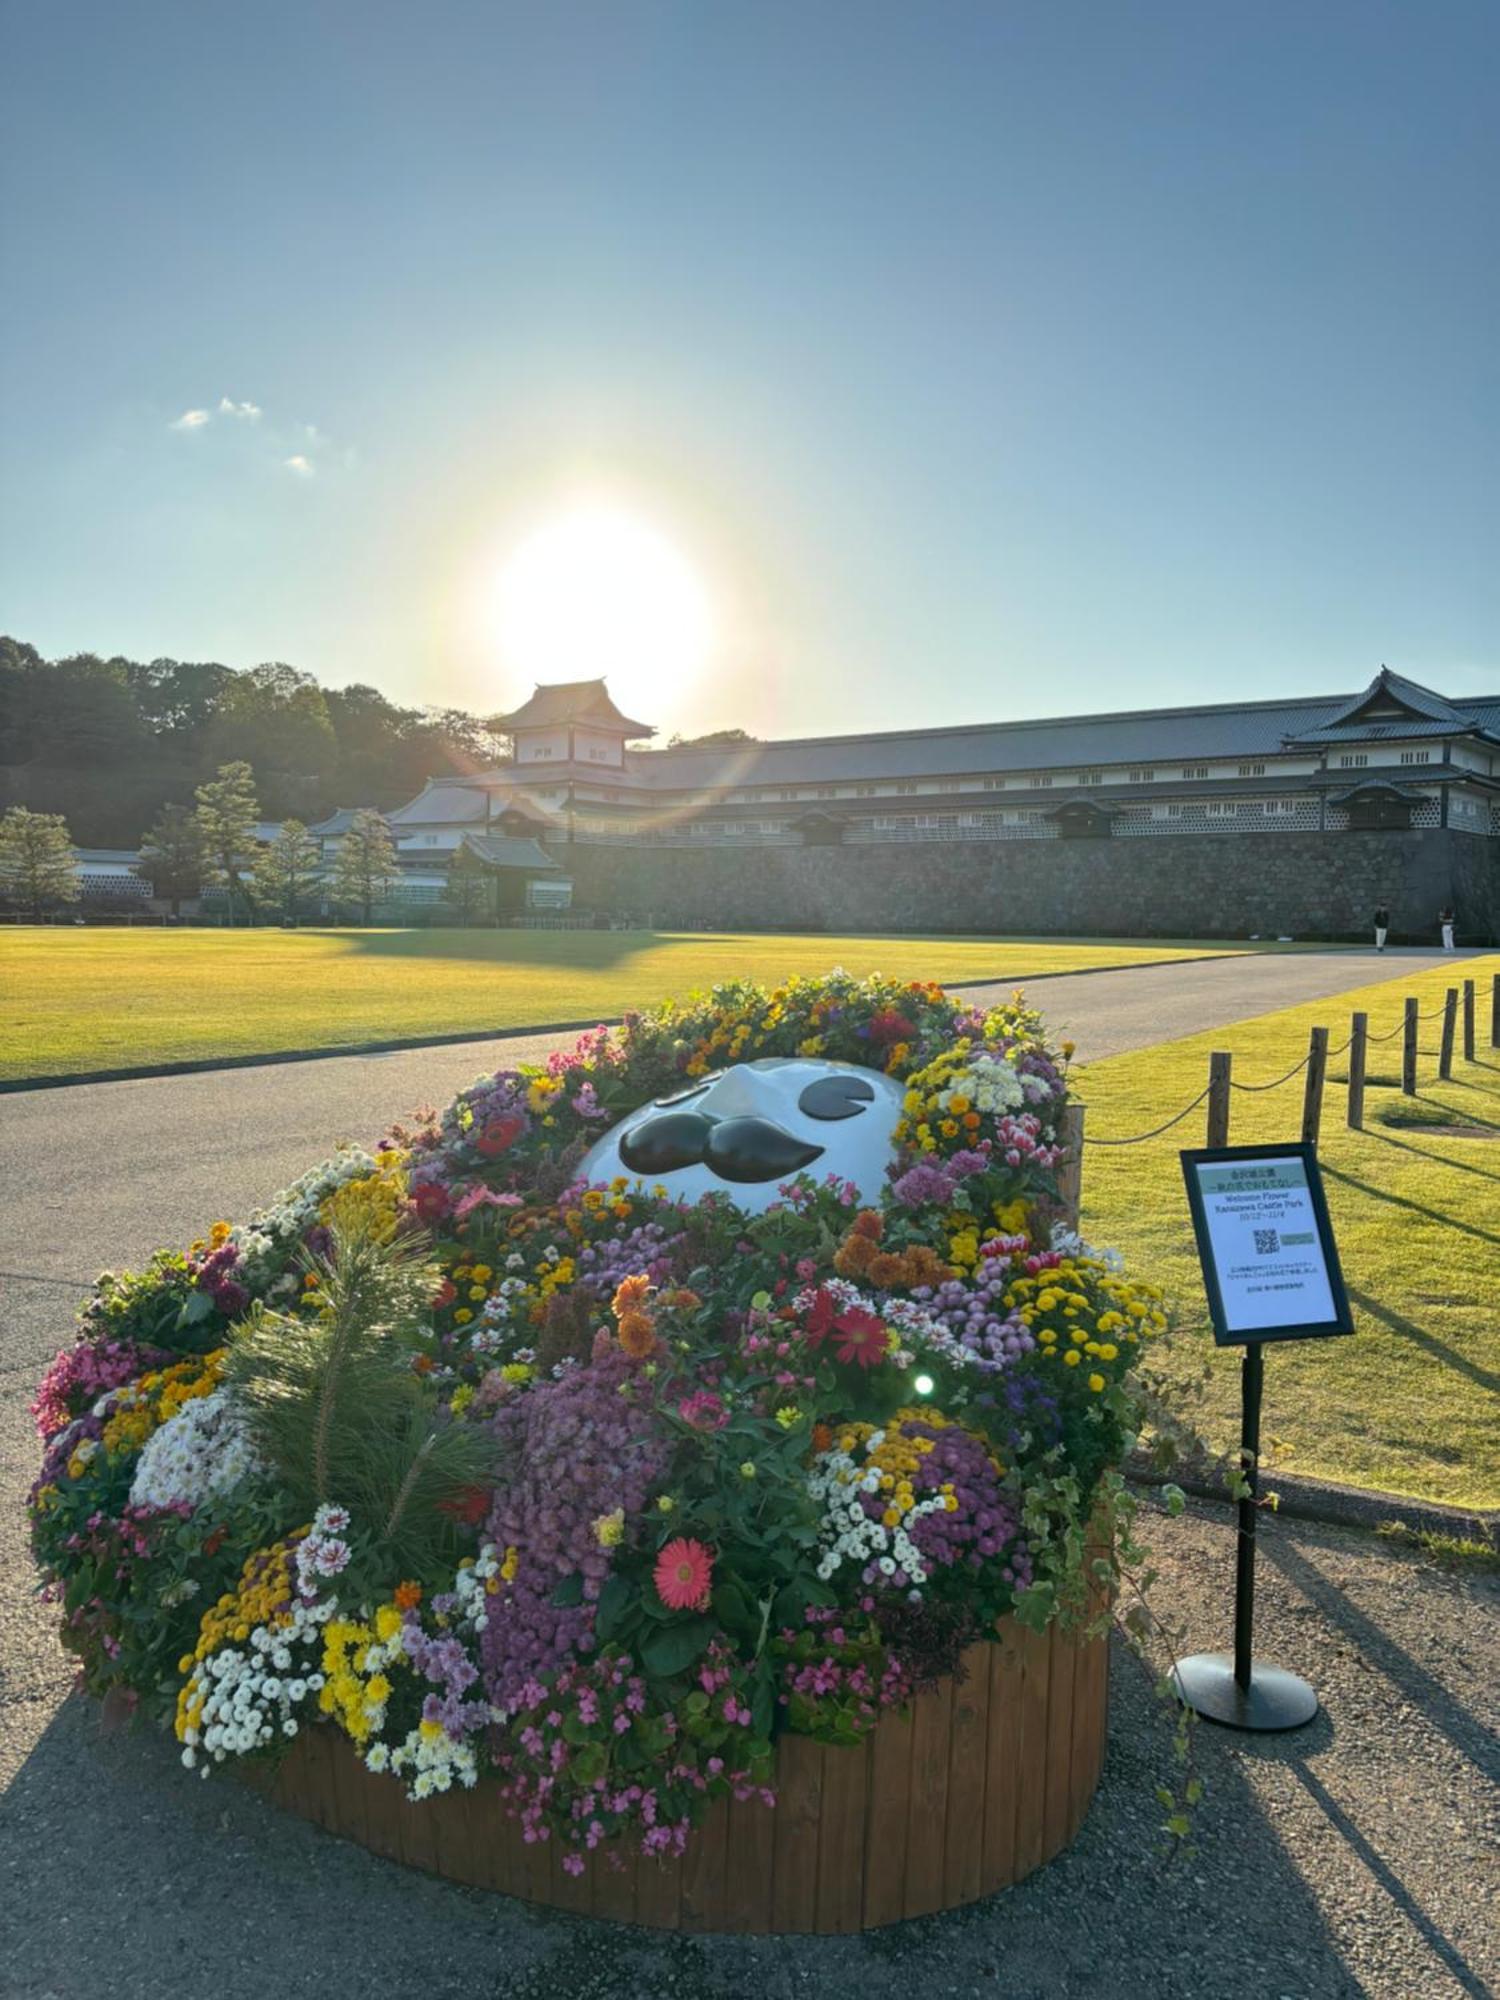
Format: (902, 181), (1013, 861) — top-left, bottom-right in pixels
(1320, 1164), (1500, 1252)
(1347, 1287), (1500, 1398)
(313, 926), (697, 971)
(1362, 1120), (1500, 1185)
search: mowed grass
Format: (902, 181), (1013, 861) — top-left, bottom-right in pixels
(0, 926), (1245, 1083)
(1077, 955), (1500, 1507)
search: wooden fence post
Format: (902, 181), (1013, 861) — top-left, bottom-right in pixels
(1055, 1103), (1085, 1233)
(1462, 979), (1475, 1063)
(1402, 997), (1419, 1096)
(1346, 1012), (1368, 1129)
(1301, 1027), (1328, 1145)
(1206, 1052), (1232, 1147)
(1439, 989), (1458, 1080)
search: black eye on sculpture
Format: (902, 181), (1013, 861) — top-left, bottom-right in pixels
(702, 1118), (825, 1184)
(620, 1111), (718, 1175)
(654, 1074), (721, 1107)
(798, 1074), (877, 1121)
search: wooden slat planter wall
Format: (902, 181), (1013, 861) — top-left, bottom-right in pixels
(256, 1605), (1110, 1933)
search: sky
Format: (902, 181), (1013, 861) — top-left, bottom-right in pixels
(1, 0), (1496, 743)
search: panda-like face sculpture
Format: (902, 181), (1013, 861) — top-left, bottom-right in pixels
(577, 1057), (905, 1215)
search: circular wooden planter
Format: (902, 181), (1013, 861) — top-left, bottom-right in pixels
(255, 1605), (1109, 1933)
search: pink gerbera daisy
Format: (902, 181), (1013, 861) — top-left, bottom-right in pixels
(654, 1537), (714, 1612)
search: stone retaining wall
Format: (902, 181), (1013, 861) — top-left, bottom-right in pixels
(559, 829), (1498, 940)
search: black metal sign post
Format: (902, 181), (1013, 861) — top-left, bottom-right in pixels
(1172, 1143), (1354, 1733)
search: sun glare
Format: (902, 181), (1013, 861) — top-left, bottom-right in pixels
(493, 505), (713, 707)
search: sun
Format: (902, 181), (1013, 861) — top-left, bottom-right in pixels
(492, 504), (713, 708)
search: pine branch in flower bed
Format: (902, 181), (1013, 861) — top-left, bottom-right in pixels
(25, 971), (1168, 1872)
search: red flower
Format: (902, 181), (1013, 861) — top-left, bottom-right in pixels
(867, 1009), (917, 1046)
(412, 1181), (450, 1224)
(654, 1537), (714, 1612)
(804, 1288), (838, 1343)
(439, 1485), (492, 1527)
(475, 1113), (526, 1159)
(831, 1305), (889, 1369)
(433, 1278), (457, 1310)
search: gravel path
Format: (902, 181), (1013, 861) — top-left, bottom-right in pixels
(3, 946), (1494, 1998)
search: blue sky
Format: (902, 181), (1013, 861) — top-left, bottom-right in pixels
(1, 0), (1495, 741)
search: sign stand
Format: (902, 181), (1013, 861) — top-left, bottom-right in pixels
(1173, 1143), (1354, 1733)
(1171, 1342), (1318, 1730)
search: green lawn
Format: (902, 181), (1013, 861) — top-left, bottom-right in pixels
(0, 926), (1245, 1083)
(1077, 955), (1500, 1508)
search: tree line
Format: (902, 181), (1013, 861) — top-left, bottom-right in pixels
(0, 766), (407, 923)
(0, 636), (506, 845)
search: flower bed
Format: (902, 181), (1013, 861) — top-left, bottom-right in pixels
(28, 973), (1162, 1921)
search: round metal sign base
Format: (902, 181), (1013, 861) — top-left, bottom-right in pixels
(1171, 1652), (1319, 1732)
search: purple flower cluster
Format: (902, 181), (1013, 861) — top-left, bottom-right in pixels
(876, 1420), (1031, 1588)
(570, 1217), (685, 1300)
(481, 1339), (669, 1711)
(188, 1242), (248, 1320)
(30, 1339), (169, 1440)
(911, 1251), (1035, 1372)
(401, 1606), (490, 1739)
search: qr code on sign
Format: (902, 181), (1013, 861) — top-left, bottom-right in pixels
(1253, 1228), (1280, 1255)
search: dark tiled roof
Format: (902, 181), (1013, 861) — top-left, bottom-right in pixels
(460, 832), (562, 871)
(307, 807), (378, 836)
(490, 679), (655, 737)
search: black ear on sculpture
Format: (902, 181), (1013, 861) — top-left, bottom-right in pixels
(798, 1074), (877, 1121)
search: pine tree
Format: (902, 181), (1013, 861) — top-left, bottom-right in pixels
(0, 806), (79, 919)
(328, 808), (401, 924)
(445, 843), (491, 925)
(252, 819), (323, 924)
(135, 803), (206, 916)
(194, 760), (260, 922)
(224, 1211), (495, 1590)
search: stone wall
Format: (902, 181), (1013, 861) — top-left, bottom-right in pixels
(560, 828), (1498, 942)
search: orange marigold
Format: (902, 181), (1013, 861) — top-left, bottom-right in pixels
(617, 1311), (659, 1360)
(394, 1580), (422, 1611)
(612, 1273), (653, 1318)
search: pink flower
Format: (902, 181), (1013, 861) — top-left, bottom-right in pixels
(654, 1538), (714, 1612)
(677, 1390), (727, 1431)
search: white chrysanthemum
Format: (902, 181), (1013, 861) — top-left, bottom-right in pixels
(129, 1388), (263, 1512)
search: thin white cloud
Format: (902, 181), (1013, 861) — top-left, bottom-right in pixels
(218, 397), (262, 421)
(283, 454), (314, 476)
(170, 408), (211, 431)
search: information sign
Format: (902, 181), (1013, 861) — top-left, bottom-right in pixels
(1180, 1143), (1353, 1346)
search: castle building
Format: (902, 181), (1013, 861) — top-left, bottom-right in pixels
(366, 668), (1500, 939)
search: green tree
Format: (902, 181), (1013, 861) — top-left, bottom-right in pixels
(253, 819), (323, 924)
(135, 803), (206, 916)
(194, 760), (261, 921)
(445, 843), (490, 925)
(0, 806), (80, 919)
(328, 809), (400, 924)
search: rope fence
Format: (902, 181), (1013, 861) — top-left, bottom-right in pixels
(1074, 969), (1497, 1158)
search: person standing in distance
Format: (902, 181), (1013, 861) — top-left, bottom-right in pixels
(1439, 905), (1456, 951)
(1373, 902), (1390, 953)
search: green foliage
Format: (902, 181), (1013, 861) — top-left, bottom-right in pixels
(444, 842), (491, 924)
(328, 808), (400, 921)
(134, 803), (206, 912)
(0, 635), (506, 844)
(194, 761), (261, 920)
(252, 818), (323, 922)
(0, 805), (78, 916)
(223, 1216), (494, 1590)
